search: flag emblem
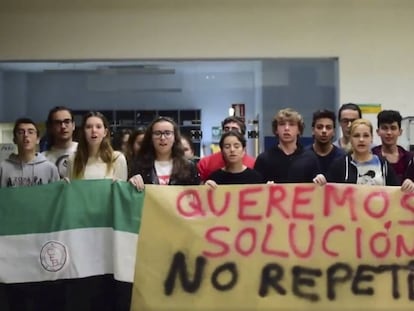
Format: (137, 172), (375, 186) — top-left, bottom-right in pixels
(40, 240), (68, 272)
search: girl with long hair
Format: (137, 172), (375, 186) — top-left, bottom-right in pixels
(129, 116), (199, 189)
(67, 111), (127, 180)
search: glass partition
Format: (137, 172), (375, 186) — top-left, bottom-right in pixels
(0, 58), (338, 155)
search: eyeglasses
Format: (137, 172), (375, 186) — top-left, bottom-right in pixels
(340, 118), (357, 125)
(152, 130), (174, 138)
(223, 126), (241, 133)
(16, 129), (37, 136)
(52, 118), (73, 126)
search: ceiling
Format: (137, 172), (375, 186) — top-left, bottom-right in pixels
(0, 60), (259, 74)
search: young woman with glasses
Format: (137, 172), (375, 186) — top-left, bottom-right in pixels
(129, 116), (200, 190)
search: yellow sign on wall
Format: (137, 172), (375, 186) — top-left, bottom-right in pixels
(359, 103), (382, 114)
(131, 183), (414, 310)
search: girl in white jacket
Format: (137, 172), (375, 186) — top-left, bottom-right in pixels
(67, 112), (127, 181)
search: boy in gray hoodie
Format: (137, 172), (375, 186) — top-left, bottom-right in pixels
(0, 117), (60, 187)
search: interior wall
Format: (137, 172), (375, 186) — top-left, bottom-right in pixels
(261, 59), (336, 139)
(3, 73), (28, 119)
(0, 0), (413, 118)
(0, 73), (3, 119)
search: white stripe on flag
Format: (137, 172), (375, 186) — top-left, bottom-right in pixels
(0, 227), (138, 284)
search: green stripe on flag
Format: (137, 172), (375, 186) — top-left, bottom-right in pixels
(0, 180), (143, 235)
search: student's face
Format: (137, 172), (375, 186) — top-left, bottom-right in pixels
(133, 134), (144, 155)
(221, 135), (245, 164)
(350, 124), (373, 155)
(151, 121), (175, 157)
(14, 123), (39, 152)
(376, 122), (402, 147)
(84, 116), (108, 147)
(121, 133), (130, 154)
(223, 121), (242, 133)
(50, 110), (75, 142)
(276, 119), (299, 144)
(181, 138), (194, 159)
(339, 109), (360, 138)
(312, 118), (335, 144)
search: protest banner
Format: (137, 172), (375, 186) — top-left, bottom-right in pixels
(131, 183), (414, 310)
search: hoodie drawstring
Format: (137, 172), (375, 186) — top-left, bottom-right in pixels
(345, 155), (349, 181)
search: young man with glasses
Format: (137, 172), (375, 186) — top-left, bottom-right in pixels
(333, 103), (362, 152)
(0, 117), (59, 187)
(42, 106), (78, 178)
(197, 116), (256, 182)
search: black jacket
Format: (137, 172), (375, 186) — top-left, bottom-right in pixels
(254, 144), (321, 183)
(131, 159), (200, 186)
(327, 154), (399, 186)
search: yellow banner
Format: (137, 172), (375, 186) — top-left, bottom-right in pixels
(131, 183), (414, 310)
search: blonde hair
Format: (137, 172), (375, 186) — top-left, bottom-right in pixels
(272, 108), (304, 135)
(349, 118), (373, 155)
(350, 118), (373, 136)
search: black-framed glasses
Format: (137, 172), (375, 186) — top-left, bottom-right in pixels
(223, 126), (240, 133)
(152, 130), (174, 138)
(16, 128), (37, 136)
(52, 118), (73, 126)
(340, 118), (357, 125)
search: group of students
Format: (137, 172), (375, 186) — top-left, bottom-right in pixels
(204, 105), (414, 193)
(1, 104), (414, 193)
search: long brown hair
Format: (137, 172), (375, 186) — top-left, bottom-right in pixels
(130, 116), (192, 180)
(126, 127), (146, 160)
(72, 111), (115, 179)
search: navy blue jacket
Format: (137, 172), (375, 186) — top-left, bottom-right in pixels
(254, 145), (320, 183)
(327, 154), (399, 186)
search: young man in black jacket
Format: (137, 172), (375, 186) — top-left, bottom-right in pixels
(254, 108), (321, 183)
(308, 109), (345, 176)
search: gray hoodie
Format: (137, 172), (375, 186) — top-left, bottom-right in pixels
(0, 153), (60, 188)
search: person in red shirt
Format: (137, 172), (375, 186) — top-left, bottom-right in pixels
(197, 116), (255, 182)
